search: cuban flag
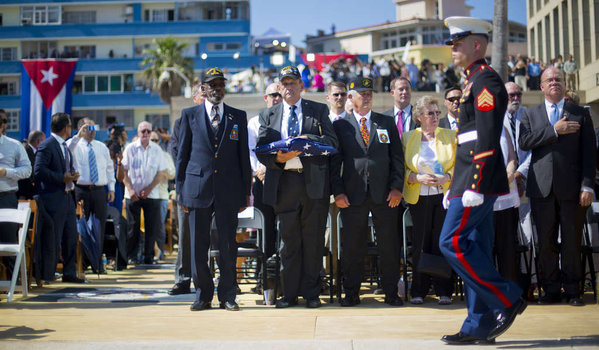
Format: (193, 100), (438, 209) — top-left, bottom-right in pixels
(20, 59), (77, 140)
(254, 138), (338, 157)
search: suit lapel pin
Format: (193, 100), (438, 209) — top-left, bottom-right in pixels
(230, 124), (239, 140)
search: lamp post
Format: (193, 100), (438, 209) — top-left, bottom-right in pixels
(160, 66), (191, 98)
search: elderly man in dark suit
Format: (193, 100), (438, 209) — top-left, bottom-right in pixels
(34, 113), (85, 283)
(519, 67), (596, 306)
(331, 77), (404, 307)
(177, 68), (251, 311)
(257, 65), (338, 308)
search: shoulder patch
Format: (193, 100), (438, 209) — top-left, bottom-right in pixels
(476, 87), (495, 112)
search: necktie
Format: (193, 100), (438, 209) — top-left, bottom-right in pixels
(360, 117), (369, 146)
(63, 141), (74, 191)
(508, 113), (517, 150)
(550, 104), (559, 126)
(288, 105), (299, 137)
(211, 105), (220, 133)
(396, 110), (404, 136)
(88, 142), (99, 184)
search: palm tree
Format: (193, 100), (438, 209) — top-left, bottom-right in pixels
(140, 37), (194, 104)
(491, 0), (508, 82)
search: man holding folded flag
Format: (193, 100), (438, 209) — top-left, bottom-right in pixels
(256, 65), (338, 309)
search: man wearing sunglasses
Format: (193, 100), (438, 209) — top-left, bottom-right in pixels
(325, 81), (348, 121)
(439, 87), (461, 130)
(246, 82), (281, 294)
(122, 121), (168, 265)
(176, 68), (251, 312)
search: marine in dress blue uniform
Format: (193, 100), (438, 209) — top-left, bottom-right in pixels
(438, 17), (526, 345)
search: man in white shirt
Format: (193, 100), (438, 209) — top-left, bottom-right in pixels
(68, 118), (115, 271)
(122, 121), (167, 265)
(247, 82), (281, 285)
(0, 110), (32, 264)
(325, 81), (348, 121)
(150, 131), (175, 261)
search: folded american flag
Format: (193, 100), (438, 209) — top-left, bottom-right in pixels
(254, 138), (338, 157)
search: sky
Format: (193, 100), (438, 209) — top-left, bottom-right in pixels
(251, 0), (527, 47)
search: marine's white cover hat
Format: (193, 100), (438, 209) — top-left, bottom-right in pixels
(444, 16), (493, 45)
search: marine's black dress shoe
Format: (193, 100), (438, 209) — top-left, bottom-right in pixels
(168, 282), (191, 295)
(441, 332), (495, 345)
(275, 297), (298, 308)
(190, 300), (212, 311)
(306, 298), (322, 308)
(384, 295), (404, 306)
(340, 294), (360, 307)
(62, 275), (87, 284)
(567, 297), (585, 306)
(220, 301), (240, 311)
(487, 296), (527, 340)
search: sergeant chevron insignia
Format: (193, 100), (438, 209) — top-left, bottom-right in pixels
(476, 87), (494, 112)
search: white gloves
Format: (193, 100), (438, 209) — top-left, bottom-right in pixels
(442, 190), (451, 210)
(462, 190), (484, 207)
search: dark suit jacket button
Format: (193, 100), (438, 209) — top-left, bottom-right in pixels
(214, 170), (218, 173)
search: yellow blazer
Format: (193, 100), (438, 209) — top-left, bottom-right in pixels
(402, 127), (457, 204)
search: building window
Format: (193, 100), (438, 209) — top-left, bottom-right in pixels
(422, 26), (445, 45)
(0, 47), (17, 61)
(0, 14), (3, 26)
(81, 74), (132, 93)
(0, 81), (16, 95)
(206, 42), (242, 51)
(5, 110), (19, 132)
(21, 41), (58, 59)
(63, 45), (96, 59)
(63, 11), (96, 24)
(21, 6), (61, 25)
(145, 9), (174, 22)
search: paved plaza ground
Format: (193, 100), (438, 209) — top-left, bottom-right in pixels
(1, 254), (598, 349)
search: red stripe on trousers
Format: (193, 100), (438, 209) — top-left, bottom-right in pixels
(451, 206), (512, 308)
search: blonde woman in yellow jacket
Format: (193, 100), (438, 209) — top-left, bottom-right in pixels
(402, 95), (457, 305)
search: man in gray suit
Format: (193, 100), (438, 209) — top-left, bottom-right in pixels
(257, 66), (338, 308)
(519, 67), (596, 306)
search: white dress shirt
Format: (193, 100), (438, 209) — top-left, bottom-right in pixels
(446, 114), (458, 130)
(205, 100), (224, 123)
(122, 139), (168, 199)
(281, 98), (303, 170)
(51, 133), (67, 159)
(0, 134), (31, 192)
(157, 150), (175, 200)
(67, 136), (116, 191)
(329, 110), (346, 122)
(247, 115), (265, 174)
(393, 104), (412, 131)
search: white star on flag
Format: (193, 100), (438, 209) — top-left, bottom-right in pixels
(304, 152), (312, 156)
(322, 150), (330, 156)
(41, 67), (59, 86)
(303, 144), (311, 150)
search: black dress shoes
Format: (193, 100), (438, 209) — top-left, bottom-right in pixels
(62, 275), (87, 284)
(441, 332), (495, 345)
(340, 295), (360, 307)
(384, 295), (404, 306)
(567, 297), (585, 306)
(275, 297), (298, 308)
(168, 283), (191, 295)
(487, 296), (527, 340)
(190, 300), (212, 311)
(220, 301), (240, 311)
(306, 298), (322, 308)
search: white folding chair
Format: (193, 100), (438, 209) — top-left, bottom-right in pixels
(0, 207), (31, 302)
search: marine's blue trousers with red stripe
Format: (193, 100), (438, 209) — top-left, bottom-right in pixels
(439, 196), (522, 339)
